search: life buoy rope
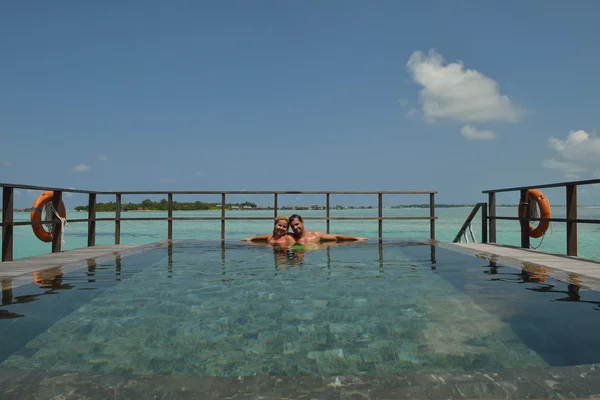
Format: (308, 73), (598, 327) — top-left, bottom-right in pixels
(518, 189), (551, 239)
(30, 191), (67, 244)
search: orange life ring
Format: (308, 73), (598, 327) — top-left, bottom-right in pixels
(518, 189), (550, 238)
(30, 191), (67, 242)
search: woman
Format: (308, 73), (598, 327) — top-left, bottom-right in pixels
(240, 215), (296, 246)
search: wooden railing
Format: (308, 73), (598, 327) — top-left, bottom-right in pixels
(1, 182), (438, 262)
(483, 178), (600, 257)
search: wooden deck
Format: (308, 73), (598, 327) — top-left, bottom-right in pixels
(0, 244), (149, 281)
(449, 242), (600, 289)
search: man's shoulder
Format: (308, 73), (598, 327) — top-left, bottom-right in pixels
(306, 230), (325, 238)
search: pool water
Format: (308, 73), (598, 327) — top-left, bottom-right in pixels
(1, 239), (600, 377)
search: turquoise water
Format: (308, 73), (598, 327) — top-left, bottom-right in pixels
(3, 239), (600, 377)
(4, 207), (600, 261)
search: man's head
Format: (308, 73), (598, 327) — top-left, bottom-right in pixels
(289, 214), (304, 236)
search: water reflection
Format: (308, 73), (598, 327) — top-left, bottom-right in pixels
(32, 266), (68, 289)
(168, 243), (173, 279)
(86, 259), (96, 283)
(115, 254), (122, 281)
(273, 246), (307, 269)
(483, 261), (600, 310)
(0, 266), (74, 319)
(0, 253), (127, 319)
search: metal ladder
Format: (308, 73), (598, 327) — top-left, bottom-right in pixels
(453, 202), (486, 243)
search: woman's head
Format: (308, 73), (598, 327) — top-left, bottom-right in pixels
(273, 215), (290, 236)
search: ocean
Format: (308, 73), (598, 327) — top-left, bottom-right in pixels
(3, 206), (599, 262)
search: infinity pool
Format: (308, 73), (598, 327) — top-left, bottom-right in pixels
(1, 239), (600, 379)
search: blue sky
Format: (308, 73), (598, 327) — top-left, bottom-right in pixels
(2, 0), (600, 208)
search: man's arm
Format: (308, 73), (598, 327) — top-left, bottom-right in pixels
(333, 234), (368, 242)
(317, 232), (368, 242)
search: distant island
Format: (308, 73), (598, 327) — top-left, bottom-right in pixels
(68, 199), (522, 212)
(73, 199), (257, 212)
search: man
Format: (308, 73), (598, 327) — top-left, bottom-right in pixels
(288, 214), (368, 245)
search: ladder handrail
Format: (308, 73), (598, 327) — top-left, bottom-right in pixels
(453, 202), (486, 243)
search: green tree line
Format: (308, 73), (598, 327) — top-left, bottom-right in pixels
(74, 199), (257, 212)
(390, 204), (518, 208)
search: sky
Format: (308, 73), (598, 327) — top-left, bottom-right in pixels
(2, 0), (600, 208)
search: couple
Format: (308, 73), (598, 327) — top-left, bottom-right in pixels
(241, 214), (368, 246)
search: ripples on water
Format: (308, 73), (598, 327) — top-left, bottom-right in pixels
(1, 240), (600, 377)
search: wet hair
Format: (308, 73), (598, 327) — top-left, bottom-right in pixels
(289, 214), (303, 223)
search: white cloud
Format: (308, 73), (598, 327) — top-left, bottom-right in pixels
(2, 161), (13, 167)
(72, 164), (90, 172)
(541, 159), (585, 175)
(547, 130), (600, 164)
(543, 130), (600, 179)
(406, 49), (524, 124)
(14, 189), (22, 197)
(460, 125), (496, 141)
(98, 154), (109, 161)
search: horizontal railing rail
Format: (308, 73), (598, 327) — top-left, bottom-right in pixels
(482, 178), (600, 193)
(484, 178), (600, 257)
(1, 182), (438, 262)
(0, 182), (435, 195)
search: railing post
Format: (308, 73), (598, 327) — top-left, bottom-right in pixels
(115, 194), (121, 244)
(87, 193), (96, 247)
(221, 193), (226, 241)
(326, 193), (330, 234)
(273, 193), (278, 219)
(2, 186), (14, 262)
(488, 192), (496, 243)
(378, 193), (383, 240)
(481, 202), (488, 243)
(519, 189), (530, 249)
(51, 191), (63, 253)
(566, 184), (578, 256)
(168, 193), (173, 241)
(429, 193), (435, 241)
